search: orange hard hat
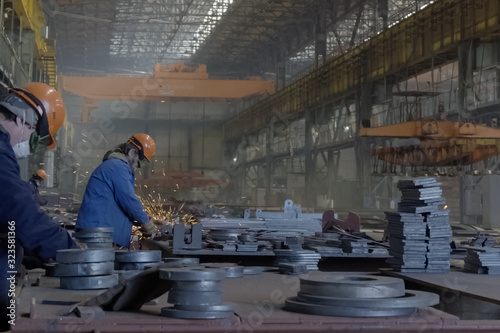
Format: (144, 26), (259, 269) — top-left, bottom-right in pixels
(127, 133), (156, 161)
(36, 169), (47, 180)
(10, 83), (66, 149)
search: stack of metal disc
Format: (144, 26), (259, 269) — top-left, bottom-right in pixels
(73, 227), (114, 248)
(159, 267), (234, 319)
(285, 272), (439, 317)
(204, 262), (244, 278)
(273, 249), (321, 274)
(115, 250), (162, 270)
(55, 248), (117, 290)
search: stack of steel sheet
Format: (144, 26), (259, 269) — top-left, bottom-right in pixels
(73, 227), (114, 248)
(284, 272), (439, 317)
(341, 239), (369, 254)
(387, 178), (450, 273)
(55, 248), (117, 290)
(385, 212), (428, 272)
(114, 250), (162, 270)
(471, 233), (496, 247)
(273, 249), (321, 274)
(159, 267), (234, 319)
(425, 210), (452, 272)
(464, 248), (500, 274)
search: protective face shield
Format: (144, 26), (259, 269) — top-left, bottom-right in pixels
(11, 111), (36, 159)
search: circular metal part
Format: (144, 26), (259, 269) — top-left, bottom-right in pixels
(203, 263), (244, 278)
(174, 303), (235, 312)
(115, 261), (161, 271)
(75, 227), (114, 233)
(296, 290), (439, 308)
(242, 267), (265, 275)
(74, 232), (112, 239)
(159, 267), (227, 281)
(56, 248), (115, 264)
(284, 297), (416, 317)
(85, 242), (114, 249)
(75, 237), (113, 243)
(44, 263), (56, 277)
(54, 261), (114, 277)
(168, 290), (223, 306)
(300, 273), (405, 298)
(164, 257), (200, 265)
(172, 280), (222, 292)
(115, 250), (162, 263)
(59, 274), (118, 290)
(161, 306), (233, 319)
(208, 228), (246, 241)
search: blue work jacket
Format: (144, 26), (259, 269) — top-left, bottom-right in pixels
(0, 128), (76, 259)
(76, 153), (148, 247)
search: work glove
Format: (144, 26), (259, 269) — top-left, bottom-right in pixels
(141, 218), (158, 237)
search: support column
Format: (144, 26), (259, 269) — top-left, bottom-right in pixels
(275, 49), (286, 91)
(265, 129), (273, 204)
(304, 109), (316, 210)
(44, 150), (55, 188)
(458, 41), (476, 119)
(314, 2), (327, 68)
(356, 83), (373, 207)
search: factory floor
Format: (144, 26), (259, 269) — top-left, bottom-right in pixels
(12, 268), (500, 333)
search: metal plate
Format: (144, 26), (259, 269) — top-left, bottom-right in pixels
(60, 274), (118, 290)
(172, 280), (222, 292)
(284, 297), (416, 317)
(300, 273), (405, 298)
(115, 262), (161, 271)
(161, 306), (233, 319)
(242, 267), (265, 275)
(296, 290), (439, 308)
(54, 261), (115, 277)
(75, 227), (114, 233)
(174, 303), (235, 312)
(168, 290), (223, 306)
(115, 250), (162, 263)
(164, 258), (200, 265)
(159, 267), (226, 281)
(56, 249), (115, 264)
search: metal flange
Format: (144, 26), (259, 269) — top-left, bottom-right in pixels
(171, 280), (222, 292)
(203, 263), (244, 278)
(164, 257), (200, 265)
(168, 290), (223, 306)
(74, 232), (112, 239)
(174, 303), (234, 312)
(296, 290), (439, 308)
(159, 267), (226, 281)
(115, 250), (162, 263)
(114, 262), (161, 271)
(300, 273), (405, 298)
(54, 261), (114, 277)
(60, 274), (118, 290)
(285, 297), (416, 317)
(75, 227), (114, 233)
(56, 249), (115, 264)
(161, 307), (233, 319)
(75, 237), (113, 243)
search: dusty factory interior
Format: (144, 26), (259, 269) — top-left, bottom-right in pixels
(2, 0), (500, 332)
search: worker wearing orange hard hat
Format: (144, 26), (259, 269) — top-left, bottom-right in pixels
(27, 169), (48, 206)
(0, 83), (77, 331)
(76, 133), (158, 247)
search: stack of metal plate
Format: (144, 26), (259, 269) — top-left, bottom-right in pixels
(115, 250), (162, 270)
(273, 249), (321, 274)
(73, 227), (114, 248)
(341, 239), (369, 254)
(55, 248), (117, 290)
(385, 212), (428, 272)
(464, 248), (500, 274)
(284, 272), (439, 317)
(471, 233), (496, 247)
(425, 210), (451, 272)
(159, 267), (234, 319)
(397, 178), (444, 214)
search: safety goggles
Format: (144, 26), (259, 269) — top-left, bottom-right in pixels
(127, 136), (146, 161)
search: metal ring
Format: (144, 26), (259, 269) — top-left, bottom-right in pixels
(115, 250), (162, 263)
(164, 257), (200, 265)
(161, 307), (233, 319)
(60, 274), (118, 290)
(75, 227), (114, 233)
(171, 280), (222, 292)
(174, 303), (234, 312)
(74, 232), (112, 239)
(296, 290), (439, 308)
(168, 290), (223, 306)
(285, 297), (416, 317)
(56, 249), (115, 264)
(54, 261), (114, 277)
(300, 273), (405, 298)
(114, 262), (161, 271)
(159, 267), (227, 281)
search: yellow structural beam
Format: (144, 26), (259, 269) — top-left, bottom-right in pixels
(13, 0), (48, 56)
(225, 0), (500, 139)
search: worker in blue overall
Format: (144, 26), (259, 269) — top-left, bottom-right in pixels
(27, 169), (48, 206)
(76, 134), (158, 248)
(0, 83), (77, 331)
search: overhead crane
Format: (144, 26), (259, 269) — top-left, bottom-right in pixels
(360, 119), (500, 172)
(60, 63), (275, 123)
